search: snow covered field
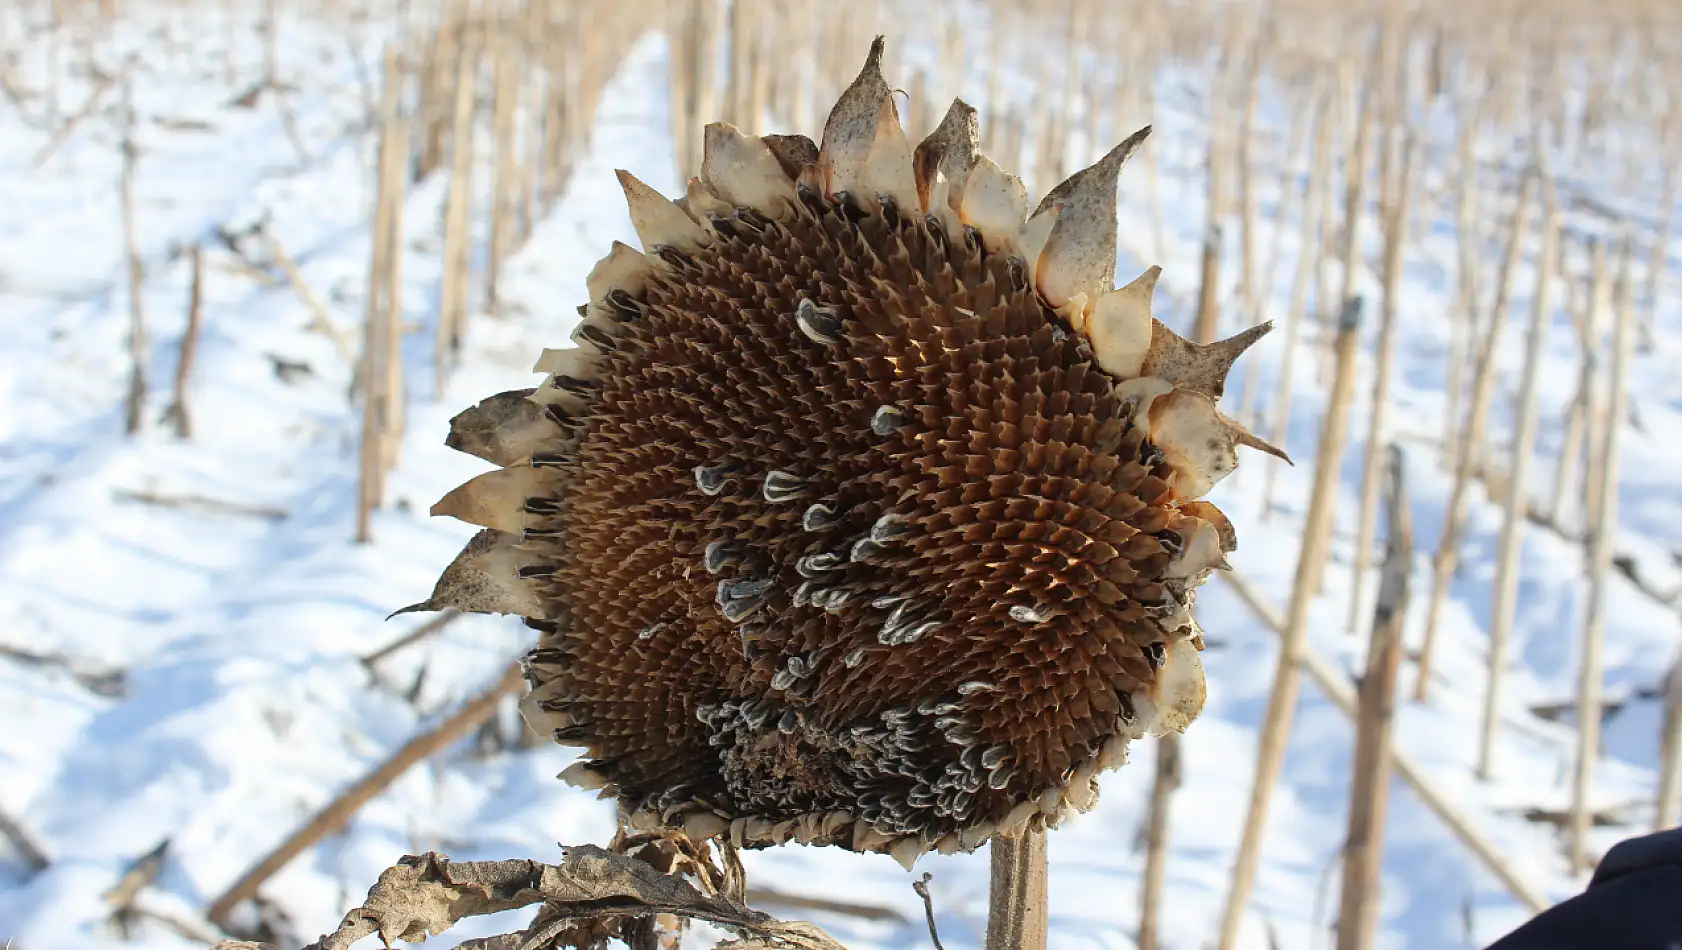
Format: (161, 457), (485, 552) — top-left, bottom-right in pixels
(1, 5), (1678, 949)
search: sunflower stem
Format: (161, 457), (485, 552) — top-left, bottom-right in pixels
(986, 825), (1048, 950)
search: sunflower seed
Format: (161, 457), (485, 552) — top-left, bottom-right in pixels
(551, 375), (598, 398)
(763, 470), (808, 503)
(795, 298), (843, 345)
(572, 323), (617, 353)
(870, 405), (907, 436)
(716, 576), (775, 622)
(869, 514), (910, 542)
(796, 552), (844, 577)
(705, 540), (746, 574)
(802, 502), (840, 531)
(849, 538), (883, 562)
(604, 289), (642, 319)
(694, 462), (739, 496)
(898, 619), (939, 644)
(1009, 604), (1050, 624)
(791, 580), (816, 608)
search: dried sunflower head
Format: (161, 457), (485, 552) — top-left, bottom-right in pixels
(412, 39), (1281, 868)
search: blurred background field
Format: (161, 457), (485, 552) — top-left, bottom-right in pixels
(1, 0), (1679, 947)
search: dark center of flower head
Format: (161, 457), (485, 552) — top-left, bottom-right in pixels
(413, 38), (1281, 868)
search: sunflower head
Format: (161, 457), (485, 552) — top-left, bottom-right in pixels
(412, 38), (1280, 869)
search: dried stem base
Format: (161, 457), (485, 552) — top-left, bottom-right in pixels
(987, 825), (1049, 950)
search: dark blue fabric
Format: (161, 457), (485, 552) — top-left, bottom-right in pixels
(1484, 828), (1682, 950)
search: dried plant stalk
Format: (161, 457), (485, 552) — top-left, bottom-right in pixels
(485, 25), (520, 306)
(1346, 129), (1416, 632)
(1642, 159), (1676, 347)
(1192, 121), (1225, 346)
(1442, 96), (1487, 475)
(1571, 232), (1635, 874)
(1336, 443), (1411, 950)
(1583, 236), (1635, 532)
(379, 112), (410, 475)
(436, 30), (477, 393)
(1137, 733), (1181, 950)
(987, 827), (1048, 950)
(1318, 52), (1374, 402)
(1547, 240), (1597, 526)
(355, 45), (405, 543)
(0, 806), (50, 876)
(1218, 298), (1363, 950)
(1236, 68), (1310, 429)
(1261, 80), (1332, 520)
(162, 244), (205, 440)
(268, 233), (356, 364)
(1216, 569), (1551, 913)
(1233, 41), (1259, 331)
(1658, 650), (1682, 831)
(1477, 183), (1558, 779)
(120, 80), (147, 437)
(1415, 175), (1538, 700)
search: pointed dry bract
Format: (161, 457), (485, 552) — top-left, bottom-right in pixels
(1032, 127), (1151, 313)
(1178, 500), (1237, 555)
(680, 175), (733, 223)
(616, 169), (710, 253)
(1140, 319), (1272, 401)
(445, 389), (554, 467)
(702, 123), (799, 215)
(761, 133), (819, 183)
(1084, 266), (1159, 379)
(532, 346), (598, 379)
(431, 462), (549, 535)
(407, 529), (549, 618)
(818, 36), (918, 212)
(1149, 638), (1207, 735)
(1018, 204), (1062, 283)
(956, 155), (1029, 254)
(1146, 390), (1240, 500)
(586, 241), (650, 305)
(913, 99), (980, 234)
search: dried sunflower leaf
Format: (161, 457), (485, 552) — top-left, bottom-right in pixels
(296, 847), (850, 950)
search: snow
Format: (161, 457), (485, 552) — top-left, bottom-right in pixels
(2, 4), (1678, 950)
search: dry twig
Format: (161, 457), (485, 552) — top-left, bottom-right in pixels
(361, 608), (463, 669)
(113, 488), (288, 520)
(161, 244), (205, 439)
(912, 873), (947, 950)
(206, 665), (524, 928)
(0, 806), (51, 875)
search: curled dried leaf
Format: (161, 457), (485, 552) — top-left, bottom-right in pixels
(295, 847), (850, 950)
